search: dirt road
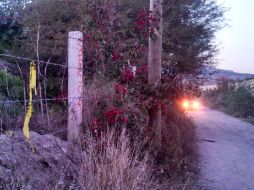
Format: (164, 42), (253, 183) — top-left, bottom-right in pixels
(191, 107), (254, 190)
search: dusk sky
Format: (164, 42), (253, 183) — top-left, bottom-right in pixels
(216, 0), (254, 74)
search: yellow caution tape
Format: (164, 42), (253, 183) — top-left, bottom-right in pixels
(23, 61), (37, 140)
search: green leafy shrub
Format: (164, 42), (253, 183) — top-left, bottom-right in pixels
(204, 80), (254, 121)
(0, 70), (23, 100)
(0, 70), (23, 130)
(0, 0), (25, 52)
(224, 86), (254, 118)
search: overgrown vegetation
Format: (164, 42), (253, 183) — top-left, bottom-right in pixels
(0, 70), (24, 131)
(85, 76), (197, 173)
(0, 0), (28, 52)
(0, 0), (224, 188)
(204, 79), (254, 124)
(0, 69), (23, 99)
(76, 129), (168, 190)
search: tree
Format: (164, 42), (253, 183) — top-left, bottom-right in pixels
(162, 0), (225, 76)
(0, 0), (28, 52)
(16, 0), (224, 75)
(119, 0), (225, 78)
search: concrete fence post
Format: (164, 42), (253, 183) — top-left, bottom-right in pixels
(68, 31), (84, 142)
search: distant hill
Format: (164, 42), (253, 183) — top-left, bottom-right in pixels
(212, 69), (254, 80)
(205, 68), (254, 83)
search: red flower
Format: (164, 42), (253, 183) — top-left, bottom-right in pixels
(121, 68), (135, 82)
(115, 83), (128, 96)
(137, 20), (146, 31)
(136, 65), (148, 76)
(115, 83), (121, 94)
(89, 118), (101, 129)
(122, 85), (127, 95)
(150, 27), (155, 34)
(149, 15), (156, 23)
(121, 116), (128, 123)
(112, 52), (120, 61)
(136, 10), (149, 31)
(104, 108), (122, 125)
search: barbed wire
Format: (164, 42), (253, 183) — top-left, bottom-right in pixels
(0, 16), (22, 20)
(0, 53), (68, 67)
(0, 53), (101, 71)
(0, 97), (84, 104)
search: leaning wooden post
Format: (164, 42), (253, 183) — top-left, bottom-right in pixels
(148, 0), (163, 149)
(68, 31), (84, 142)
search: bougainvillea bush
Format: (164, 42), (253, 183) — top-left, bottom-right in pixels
(83, 73), (197, 188)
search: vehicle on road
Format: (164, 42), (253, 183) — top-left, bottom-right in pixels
(181, 99), (201, 111)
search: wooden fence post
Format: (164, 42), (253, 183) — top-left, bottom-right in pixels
(148, 0), (163, 149)
(68, 31), (84, 142)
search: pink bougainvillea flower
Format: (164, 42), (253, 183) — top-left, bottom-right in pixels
(112, 52), (120, 61)
(115, 83), (128, 96)
(136, 9), (149, 31)
(122, 85), (127, 96)
(89, 118), (101, 128)
(136, 65), (148, 76)
(115, 83), (121, 94)
(121, 68), (135, 82)
(104, 108), (122, 125)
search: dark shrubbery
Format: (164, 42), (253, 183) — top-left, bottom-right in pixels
(0, 70), (23, 100)
(0, 70), (24, 130)
(204, 80), (254, 123)
(225, 86), (254, 118)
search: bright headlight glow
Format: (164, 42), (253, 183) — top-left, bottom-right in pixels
(183, 101), (190, 109)
(192, 101), (200, 110)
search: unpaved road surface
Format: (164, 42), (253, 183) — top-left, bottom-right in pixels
(191, 107), (254, 190)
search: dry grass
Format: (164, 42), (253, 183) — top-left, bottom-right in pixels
(84, 76), (115, 125)
(76, 129), (169, 190)
(157, 106), (197, 189)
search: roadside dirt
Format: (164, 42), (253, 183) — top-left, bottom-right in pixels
(191, 107), (254, 190)
(0, 131), (71, 190)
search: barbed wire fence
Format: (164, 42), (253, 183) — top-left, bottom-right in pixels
(0, 32), (85, 142)
(0, 30), (139, 143)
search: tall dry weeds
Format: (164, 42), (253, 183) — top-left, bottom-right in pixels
(77, 129), (169, 190)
